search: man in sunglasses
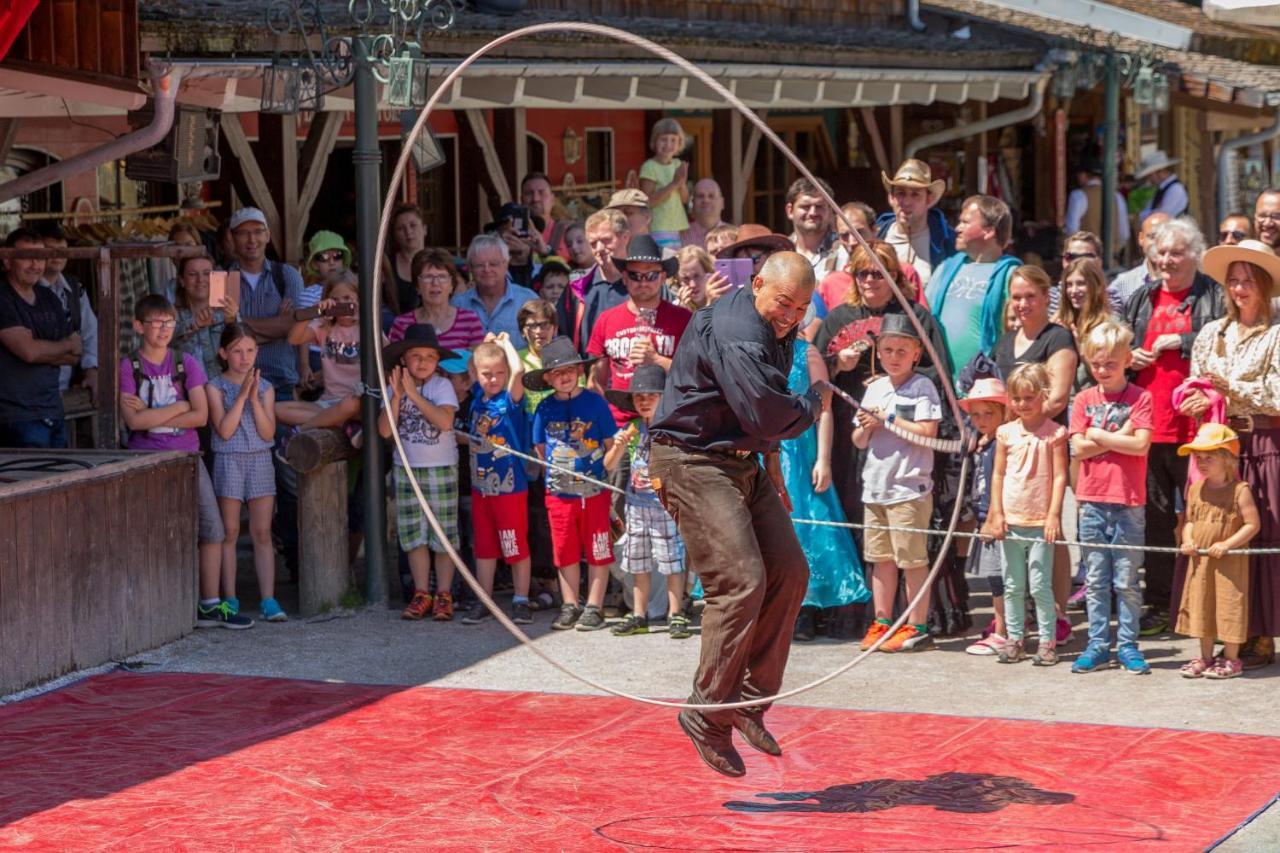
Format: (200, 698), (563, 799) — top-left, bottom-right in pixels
(1217, 213), (1252, 247)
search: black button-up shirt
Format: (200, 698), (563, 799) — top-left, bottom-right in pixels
(651, 285), (820, 453)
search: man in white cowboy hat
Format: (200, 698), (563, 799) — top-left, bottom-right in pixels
(1136, 147), (1187, 221)
(874, 158), (956, 289)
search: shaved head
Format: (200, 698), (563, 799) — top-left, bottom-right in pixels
(753, 251), (815, 338)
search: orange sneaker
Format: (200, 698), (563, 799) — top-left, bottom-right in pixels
(880, 624), (934, 653)
(859, 620), (891, 651)
(402, 590), (433, 620)
(432, 591), (455, 621)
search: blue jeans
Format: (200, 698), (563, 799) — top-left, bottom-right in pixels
(1079, 502), (1145, 651)
(0, 418), (68, 449)
(1002, 525), (1055, 644)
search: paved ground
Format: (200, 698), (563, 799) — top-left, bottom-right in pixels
(15, 586), (1280, 848)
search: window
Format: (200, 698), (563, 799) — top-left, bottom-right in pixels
(415, 135), (460, 253)
(585, 128), (614, 186)
(747, 117), (836, 232)
(526, 133), (548, 176)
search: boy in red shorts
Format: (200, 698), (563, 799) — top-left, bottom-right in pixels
(526, 336), (619, 631)
(463, 334), (534, 625)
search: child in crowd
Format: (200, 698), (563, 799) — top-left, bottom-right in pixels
(462, 334), (535, 626)
(277, 271), (366, 435)
(297, 230), (351, 395)
(525, 336), (619, 632)
(120, 295), (250, 629)
(206, 322), (285, 622)
(638, 118), (690, 250)
(983, 363), (1067, 666)
(442, 350), (475, 583)
(378, 324), (461, 621)
(853, 314), (942, 654)
(604, 364), (691, 639)
(1070, 322), (1154, 675)
(533, 257), (572, 307)
(1177, 424), (1260, 680)
(960, 378), (1008, 656)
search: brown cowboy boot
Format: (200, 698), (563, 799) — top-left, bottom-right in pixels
(678, 710), (746, 777)
(734, 713), (782, 757)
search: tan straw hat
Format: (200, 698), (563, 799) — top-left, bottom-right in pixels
(1202, 239), (1280, 296)
(881, 159), (945, 206)
(605, 188), (650, 210)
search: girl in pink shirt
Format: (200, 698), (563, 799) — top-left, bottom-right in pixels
(982, 362), (1068, 666)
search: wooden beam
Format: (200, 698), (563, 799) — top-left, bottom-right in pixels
(736, 109), (767, 223)
(296, 111), (344, 249)
(858, 107), (890, 176)
(221, 114), (283, 257)
(889, 105), (904, 167)
(729, 108), (744, 223)
(0, 119), (20, 166)
(464, 108), (512, 204)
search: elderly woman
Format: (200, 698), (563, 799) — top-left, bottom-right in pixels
(1183, 239), (1280, 668)
(388, 248), (485, 349)
(451, 233), (539, 348)
(814, 241), (950, 534)
(1122, 216), (1226, 635)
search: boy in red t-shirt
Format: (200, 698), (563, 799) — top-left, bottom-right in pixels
(1069, 321), (1154, 675)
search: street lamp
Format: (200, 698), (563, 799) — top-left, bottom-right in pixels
(263, 0), (457, 607)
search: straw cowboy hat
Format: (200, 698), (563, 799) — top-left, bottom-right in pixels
(1134, 148), (1180, 180)
(1202, 239), (1280, 294)
(881, 159), (945, 206)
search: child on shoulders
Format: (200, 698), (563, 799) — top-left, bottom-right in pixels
(604, 364), (691, 639)
(378, 324), (461, 622)
(1069, 321), (1154, 675)
(525, 336), (619, 632)
(121, 294), (250, 629)
(853, 314), (942, 654)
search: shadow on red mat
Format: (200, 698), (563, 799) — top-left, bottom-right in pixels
(0, 670), (1277, 851)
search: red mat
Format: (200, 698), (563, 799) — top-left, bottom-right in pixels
(1, 671), (1276, 851)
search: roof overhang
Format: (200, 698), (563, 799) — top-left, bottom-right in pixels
(0, 64), (146, 116)
(427, 61), (1047, 110)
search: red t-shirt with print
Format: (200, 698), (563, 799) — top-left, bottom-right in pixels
(586, 299), (691, 426)
(1135, 286), (1195, 444)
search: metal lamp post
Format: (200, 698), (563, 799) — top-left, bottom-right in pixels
(265, 0), (457, 606)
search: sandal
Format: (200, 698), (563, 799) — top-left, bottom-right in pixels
(966, 634), (1007, 656)
(1180, 657), (1213, 679)
(1033, 646), (1060, 667)
(1205, 657), (1244, 680)
(997, 640), (1025, 664)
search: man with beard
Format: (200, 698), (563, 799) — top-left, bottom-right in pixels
(875, 159), (956, 289)
(785, 177), (837, 275)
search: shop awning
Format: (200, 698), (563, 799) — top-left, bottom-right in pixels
(427, 61), (1047, 110)
(1204, 0), (1280, 24)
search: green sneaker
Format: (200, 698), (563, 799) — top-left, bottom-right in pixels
(668, 614), (693, 639)
(611, 613), (649, 636)
(196, 601), (254, 630)
(1138, 610), (1169, 637)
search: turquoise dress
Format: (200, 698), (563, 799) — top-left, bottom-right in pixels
(781, 339), (869, 609)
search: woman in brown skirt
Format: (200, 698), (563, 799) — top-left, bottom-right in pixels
(1184, 240), (1280, 668)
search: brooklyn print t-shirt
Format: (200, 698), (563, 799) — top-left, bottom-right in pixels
(395, 374), (459, 469)
(586, 300), (690, 426)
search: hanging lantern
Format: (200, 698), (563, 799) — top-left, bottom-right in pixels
(1052, 63), (1077, 100)
(387, 43), (431, 109)
(260, 57), (324, 114)
(1152, 71), (1171, 112)
(1133, 65), (1155, 107)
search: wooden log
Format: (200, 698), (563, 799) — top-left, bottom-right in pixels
(285, 427), (353, 475)
(298, 460), (349, 616)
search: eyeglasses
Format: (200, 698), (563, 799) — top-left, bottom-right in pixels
(853, 268), (885, 281)
(314, 251), (345, 264)
(1062, 252), (1098, 263)
(1258, 213), (1280, 223)
(1220, 230), (1248, 242)
(417, 274), (452, 285)
(523, 320), (555, 331)
(625, 270), (663, 283)
(143, 319), (177, 329)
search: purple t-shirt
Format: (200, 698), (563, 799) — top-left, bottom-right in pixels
(119, 350), (207, 452)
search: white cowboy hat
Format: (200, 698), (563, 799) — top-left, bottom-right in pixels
(1202, 239), (1280, 296)
(1134, 149), (1180, 180)
(881, 158), (945, 206)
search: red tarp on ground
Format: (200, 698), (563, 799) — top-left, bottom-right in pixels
(0, 671), (1277, 850)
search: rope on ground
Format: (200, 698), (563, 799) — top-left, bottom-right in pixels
(373, 21), (970, 713)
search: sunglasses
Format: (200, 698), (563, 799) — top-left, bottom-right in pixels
(314, 251), (345, 263)
(853, 268), (885, 281)
(1062, 252), (1098, 263)
(625, 270), (663, 283)
(523, 320), (555, 331)
(1220, 230), (1247, 242)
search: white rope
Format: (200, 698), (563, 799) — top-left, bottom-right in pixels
(372, 22), (970, 713)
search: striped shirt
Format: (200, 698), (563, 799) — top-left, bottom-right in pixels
(230, 259), (304, 392)
(387, 307), (486, 349)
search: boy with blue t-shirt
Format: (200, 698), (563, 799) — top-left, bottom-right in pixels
(526, 336), (619, 632)
(461, 334), (534, 626)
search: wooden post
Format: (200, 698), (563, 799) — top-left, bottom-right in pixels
(98, 249), (118, 448)
(285, 426), (353, 474)
(298, 460), (350, 616)
(889, 105), (904, 167)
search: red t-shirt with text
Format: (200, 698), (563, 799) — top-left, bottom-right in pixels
(1135, 287), (1194, 443)
(1069, 382), (1153, 506)
(587, 299), (691, 426)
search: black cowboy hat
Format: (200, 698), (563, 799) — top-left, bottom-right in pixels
(605, 363), (668, 412)
(521, 336), (601, 392)
(614, 234), (678, 277)
(876, 313), (922, 343)
(382, 323), (460, 366)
